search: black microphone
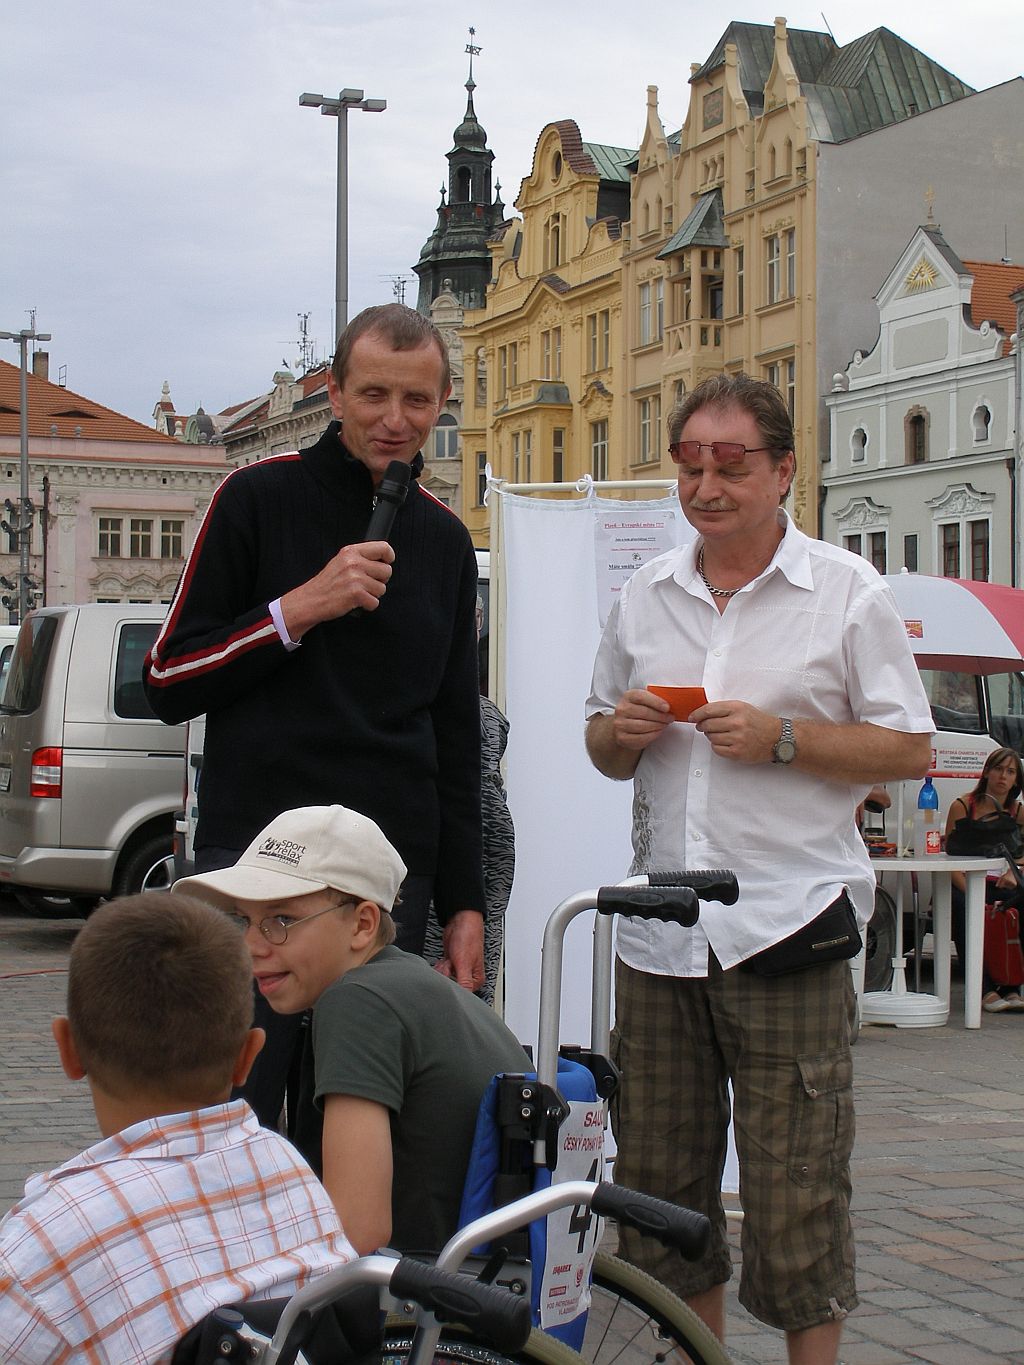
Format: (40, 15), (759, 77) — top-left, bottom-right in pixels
(349, 459), (412, 618)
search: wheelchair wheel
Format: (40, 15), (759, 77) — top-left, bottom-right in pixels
(586, 1252), (733, 1365)
(376, 1322), (586, 1365)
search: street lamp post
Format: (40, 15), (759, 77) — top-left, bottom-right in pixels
(299, 89), (386, 339)
(0, 325), (51, 623)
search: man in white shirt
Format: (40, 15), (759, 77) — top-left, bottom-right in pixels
(586, 374), (933, 1365)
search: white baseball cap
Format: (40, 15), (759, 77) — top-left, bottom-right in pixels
(174, 805), (407, 911)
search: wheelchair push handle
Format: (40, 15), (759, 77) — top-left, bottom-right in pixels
(591, 1182), (712, 1262)
(596, 884), (700, 925)
(390, 1258), (532, 1355)
(648, 869), (739, 904)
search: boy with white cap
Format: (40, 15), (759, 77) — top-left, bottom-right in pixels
(176, 804), (529, 1256)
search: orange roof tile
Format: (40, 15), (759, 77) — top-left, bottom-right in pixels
(963, 260), (1024, 356)
(0, 360), (177, 444)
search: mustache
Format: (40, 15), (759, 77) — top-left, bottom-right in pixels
(687, 497), (737, 513)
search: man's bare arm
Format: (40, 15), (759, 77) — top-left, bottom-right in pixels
(691, 700), (931, 783)
(585, 688), (674, 780)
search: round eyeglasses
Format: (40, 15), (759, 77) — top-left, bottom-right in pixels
(224, 897), (356, 945)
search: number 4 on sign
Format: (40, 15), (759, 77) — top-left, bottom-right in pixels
(567, 1158), (600, 1253)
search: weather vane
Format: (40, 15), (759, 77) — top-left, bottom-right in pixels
(466, 25), (481, 82)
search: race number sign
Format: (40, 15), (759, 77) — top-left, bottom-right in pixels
(539, 1098), (606, 1330)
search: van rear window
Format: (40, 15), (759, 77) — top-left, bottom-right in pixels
(113, 623), (161, 719)
(918, 669), (984, 734)
(0, 616), (58, 715)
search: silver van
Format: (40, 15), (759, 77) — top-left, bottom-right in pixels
(0, 604), (184, 915)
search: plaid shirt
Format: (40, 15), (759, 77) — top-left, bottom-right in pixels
(0, 1100), (354, 1364)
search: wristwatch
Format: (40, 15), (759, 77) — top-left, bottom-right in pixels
(772, 717), (797, 765)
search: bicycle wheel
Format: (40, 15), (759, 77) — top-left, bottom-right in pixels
(376, 1321), (586, 1365)
(585, 1251), (733, 1365)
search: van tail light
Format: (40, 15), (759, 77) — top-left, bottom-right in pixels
(30, 747), (63, 798)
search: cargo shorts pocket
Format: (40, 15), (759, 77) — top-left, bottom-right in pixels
(788, 1049), (853, 1188)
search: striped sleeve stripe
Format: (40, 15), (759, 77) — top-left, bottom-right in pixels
(150, 451), (302, 662)
(145, 620), (279, 686)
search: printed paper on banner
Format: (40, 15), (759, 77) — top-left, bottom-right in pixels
(594, 510), (681, 627)
(539, 1099), (605, 1330)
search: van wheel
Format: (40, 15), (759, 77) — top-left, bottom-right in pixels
(114, 834), (174, 898)
(14, 890), (95, 919)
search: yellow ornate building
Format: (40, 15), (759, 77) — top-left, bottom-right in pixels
(460, 17), (1001, 545)
(459, 121), (632, 546)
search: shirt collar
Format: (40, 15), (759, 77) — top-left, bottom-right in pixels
(652, 509), (813, 595)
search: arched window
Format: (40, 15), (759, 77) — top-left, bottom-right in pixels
(432, 413), (459, 461)
(851, 428), (867, 462)
(905, 407), (929, 464)
(456, 167), (472, 203)
(972, 405), (992, 443)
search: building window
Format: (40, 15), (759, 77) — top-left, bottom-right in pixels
(476, 450), (487, 507)
(906, 407), (929, 464)
(509, 341), (518, 386)
(498, 346), (508, 399)
(432, 414), (459, 460)
(655, 278), (664, 340)
(544, 214), (562, 270)
(972, 405), (991, 443)
(639, 282), (653, 345)
(638, 395), (661, 464)
(129, 518), (153, 559)
(552, 428), (565, 483)
(765, 359), (795, 419)
(868, 531), (887, 573)
(587, 310), (610, 371)
(512, 432), (521, 482)
(851, 428), (867, 462)
(98, 516), (122, 557)
(941, 523), (960, 577)
(766, 235), (781, 304)
(765, 230), (795, 305)
(970, 520), (990, 580)
(903, 533), (918, 573)
(843, 534), (862, 556)
(160, 519), (184, 559)
(541, 328), (562, 380)
(591, 420), (609, 480)
(735, 246), (744, 314)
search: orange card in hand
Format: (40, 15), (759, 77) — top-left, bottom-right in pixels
(647, 685), (708, 721)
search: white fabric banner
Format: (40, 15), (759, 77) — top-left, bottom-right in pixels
(499, 490), (689, 1048)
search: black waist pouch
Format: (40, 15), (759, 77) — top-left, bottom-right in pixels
(741, 891), (862, 977)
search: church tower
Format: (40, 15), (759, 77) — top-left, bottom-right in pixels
(414, 31), (504, 313)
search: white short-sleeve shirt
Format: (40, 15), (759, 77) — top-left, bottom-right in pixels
(586, 513), (934, 977)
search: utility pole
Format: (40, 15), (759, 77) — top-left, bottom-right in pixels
(0, 324), (51, 623)
(299, 88), (386, 342)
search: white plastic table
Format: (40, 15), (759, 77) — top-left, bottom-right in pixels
(867, 854), (1004, 1028)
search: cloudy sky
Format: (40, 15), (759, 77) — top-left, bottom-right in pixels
(3, 1), (1022, 426)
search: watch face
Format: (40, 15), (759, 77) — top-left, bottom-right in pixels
(774, 739), (797, 764)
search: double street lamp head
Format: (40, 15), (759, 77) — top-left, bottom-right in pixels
(299, 90), (386, 116)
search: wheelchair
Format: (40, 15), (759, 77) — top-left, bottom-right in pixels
(177, 872), (739, 1365)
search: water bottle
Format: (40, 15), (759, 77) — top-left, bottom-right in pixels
(914, 775), (941, 856)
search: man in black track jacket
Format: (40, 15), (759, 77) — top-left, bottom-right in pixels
(144, 304), (485, 1123)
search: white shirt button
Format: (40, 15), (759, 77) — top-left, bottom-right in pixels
(694, 769), (703, 777)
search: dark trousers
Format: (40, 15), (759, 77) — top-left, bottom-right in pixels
(196, 843), (433, 1131)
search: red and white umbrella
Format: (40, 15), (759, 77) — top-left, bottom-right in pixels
(883, 573), (1024, 675)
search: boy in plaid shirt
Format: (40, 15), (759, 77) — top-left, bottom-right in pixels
(0, 892), (353, 1364)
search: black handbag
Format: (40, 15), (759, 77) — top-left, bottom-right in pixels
(741, 891), (862, 977)
(945, 808), (1024, 860)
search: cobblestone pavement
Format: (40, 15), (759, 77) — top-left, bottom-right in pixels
(2, 899), (1023, 1363)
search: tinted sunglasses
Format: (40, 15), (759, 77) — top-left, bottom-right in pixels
(668, 441), (777, 466)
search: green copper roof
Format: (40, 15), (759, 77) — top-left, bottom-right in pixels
(581, 142), (636, 182)
(693, 22), (973, 142)
(658, 190), (726, 257)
